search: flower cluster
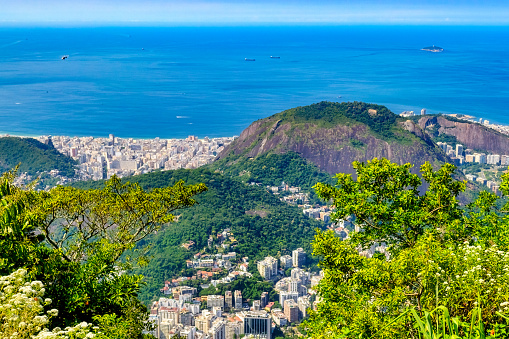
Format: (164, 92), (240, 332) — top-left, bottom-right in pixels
(416, 242), (509, 319)
(0, 269), (97, 339)
(34, 322), (97, 339)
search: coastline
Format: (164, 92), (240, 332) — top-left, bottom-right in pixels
(2, 113), (508, 141)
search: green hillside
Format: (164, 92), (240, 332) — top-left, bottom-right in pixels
(0, 137), (77, 177)
(74, 167), (324, 304)
(211, 151), (335, 201)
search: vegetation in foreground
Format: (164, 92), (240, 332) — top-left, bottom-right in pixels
(0, 171), (206, 338)
(305, 158), (509, 338)
(6, 154), (509, 338)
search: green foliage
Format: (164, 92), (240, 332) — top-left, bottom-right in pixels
(0, 173), (205, 337)
(349, 139), (365, 148)
(0, 170), (48, 274)
(314, 158), (465, 250)
(405, 305), (500, 339)
(211, 151), (334, 194)
(0, 137), (77, 177)
(278, 101), (399, 139)
(305, 158), (509, 338)
(73, 168), (323, 305)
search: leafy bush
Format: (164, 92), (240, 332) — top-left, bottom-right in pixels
(305, 158), (509, 338)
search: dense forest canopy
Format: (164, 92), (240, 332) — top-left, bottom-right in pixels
(211, 151), (335, 193)
(0, 137), (77, 177)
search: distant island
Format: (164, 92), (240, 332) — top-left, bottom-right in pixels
(422, 45), (444, 52)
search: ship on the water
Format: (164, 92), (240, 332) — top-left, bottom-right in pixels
(270, 56), (280, 59)
(422, 45), (443, 52)
(245, 58), (255, 61)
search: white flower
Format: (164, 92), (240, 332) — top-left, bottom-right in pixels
(47, 309), (59, 317)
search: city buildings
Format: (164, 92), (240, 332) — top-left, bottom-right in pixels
(207, 295), (225, 310)
(234, 290), (243, 309)
(292, 248), (306, 268)
(284, 299), (299, 323)
(280, 255), (292, 269)
(37, 135), (234, 182)
(257, 256), (278, 280)
(225, 291), (233, 310)
(238, 311), (272, 339)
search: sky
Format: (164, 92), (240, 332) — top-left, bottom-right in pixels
(0, 0), (507, 25)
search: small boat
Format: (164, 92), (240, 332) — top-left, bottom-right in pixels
(245, 58), (255, 61)
(270, 56), (280, 59)
(61, 55), (68, 60)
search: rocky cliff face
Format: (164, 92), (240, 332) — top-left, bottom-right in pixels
(218, 103), (449, 176)
(418, 116), (509, 154)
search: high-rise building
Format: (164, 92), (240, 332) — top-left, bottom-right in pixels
(253, 300), (261, 311)
(280, 255), (293, 269)
(213, 306), (222, 318)
(234, 290), (243, 309)
(289, 279), (299, 293)
(502, 155), (509, 165)
(206, 295), (225, 309)
(279, 291), (299, 308)
(195, 314), (213, 332)
(421, 108), (427, 115)
(284, 299), (300, 323)
(297, 296), (311, 319)
(465, 154), (475, 163)
(292, 248), (306, 268)
(456, 144), (464, 157)
(474, 153), (487, 164)
(257, 256), (278, 280)
(260, 292), (269, 308)
(225, 321), (242, 339)
(487, 154), (501, 165)
(209, 319), (226, 339)
(179, 310), (195, 326)
(239, 311), (271, 339)
(225, 291), (233, 309)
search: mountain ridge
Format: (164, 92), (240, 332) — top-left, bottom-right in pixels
(217, 101), (450, 176)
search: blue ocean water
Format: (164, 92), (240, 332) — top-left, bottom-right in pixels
(0, 26), (508, 139)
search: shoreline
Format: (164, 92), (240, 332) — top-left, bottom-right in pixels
(0, 132), (239, 141)
(1, 112), (506, 141)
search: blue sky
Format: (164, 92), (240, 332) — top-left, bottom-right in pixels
(0, 0), (507, 25)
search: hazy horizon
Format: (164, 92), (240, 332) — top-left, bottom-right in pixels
(0, 0), (508, 26)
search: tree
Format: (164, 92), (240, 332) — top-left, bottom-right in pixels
(313, 158), (464, 251)
(305, 158), (509, 338)
(0, 172), (206, 337)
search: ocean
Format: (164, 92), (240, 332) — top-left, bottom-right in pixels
(0, 25), (508, 139)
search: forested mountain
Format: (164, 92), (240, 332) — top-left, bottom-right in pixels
(74, 168), (324, 304)
(0, 137), (77, 177)
(216, 101), (450, 176)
